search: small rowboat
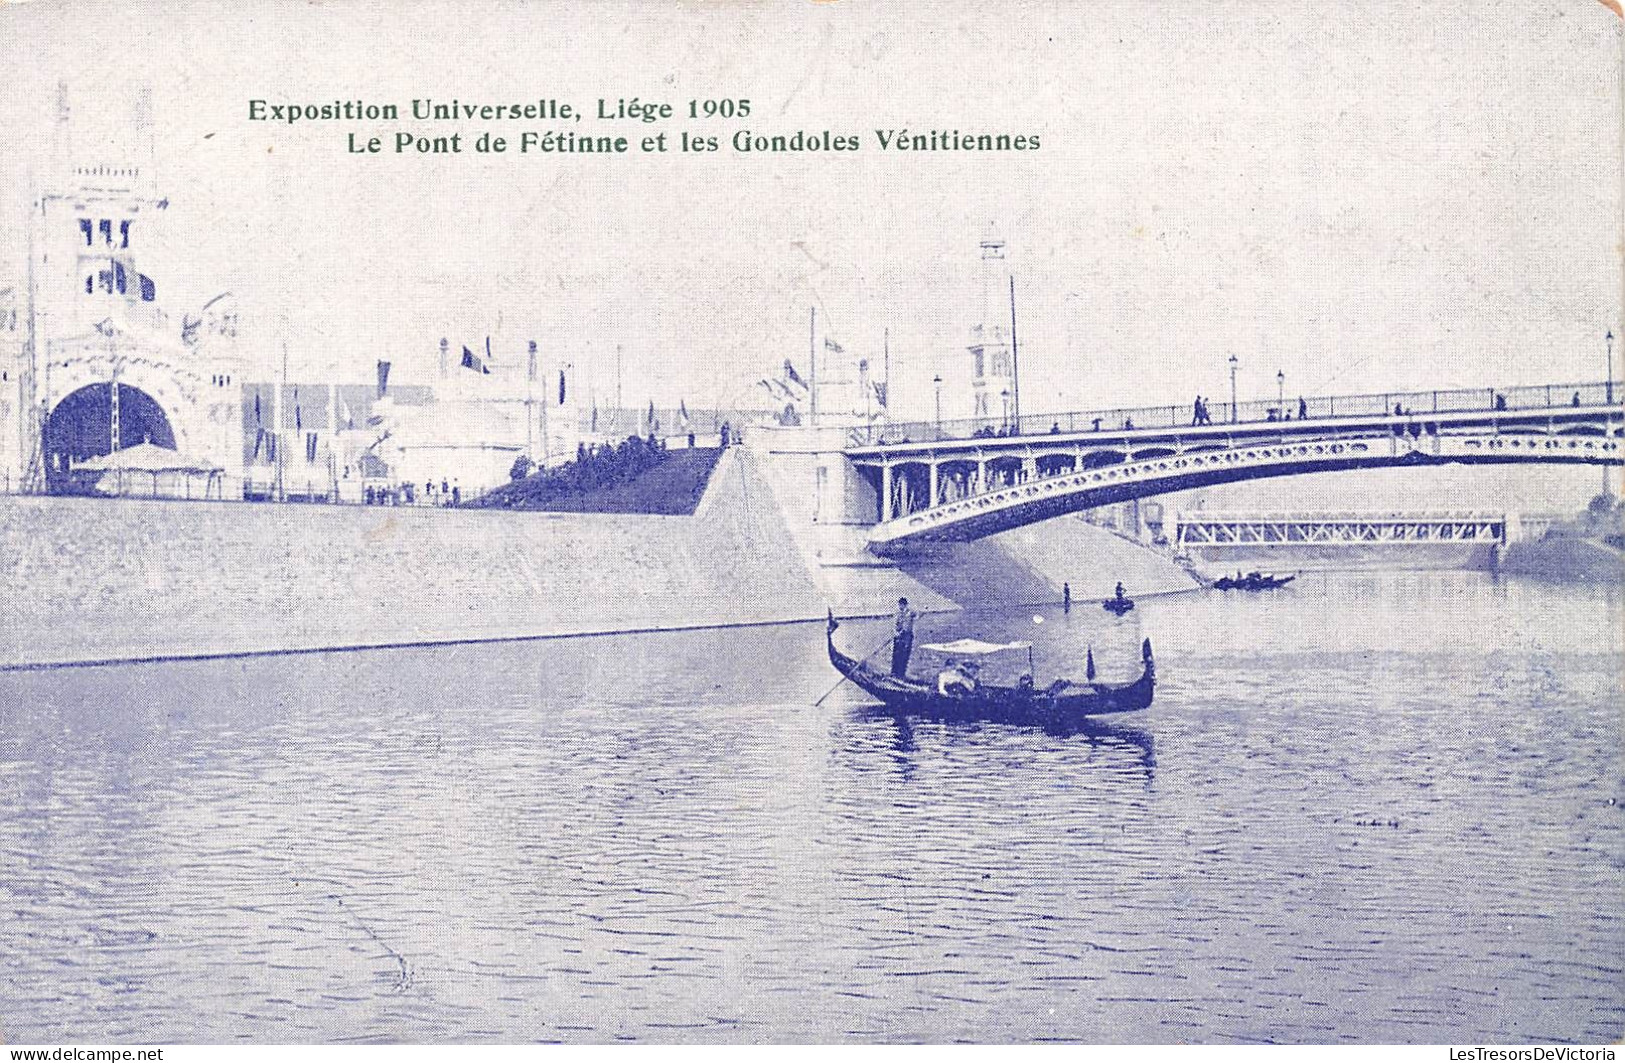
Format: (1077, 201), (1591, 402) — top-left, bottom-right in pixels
(825, 613), (1154, 721)
(1212, 571), (1297, 591)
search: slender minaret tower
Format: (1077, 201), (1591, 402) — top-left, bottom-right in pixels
(968, 226), (1014, 425)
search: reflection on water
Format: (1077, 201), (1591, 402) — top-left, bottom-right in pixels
(0, 571), (1620, 1044)
(854, 707), (1157, 783)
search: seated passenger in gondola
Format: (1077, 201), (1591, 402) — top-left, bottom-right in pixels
(938, 659), (974, 697)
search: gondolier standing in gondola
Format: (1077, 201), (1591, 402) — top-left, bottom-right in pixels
(891, 597), (918, 678)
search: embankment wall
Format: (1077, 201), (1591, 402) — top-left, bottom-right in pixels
(1, 447), (1200, 668)
(1, 449), (831, 668)
(1498, 535), (1625, 583)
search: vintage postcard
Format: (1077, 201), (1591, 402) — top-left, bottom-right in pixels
(1, 0), (1621, 1049)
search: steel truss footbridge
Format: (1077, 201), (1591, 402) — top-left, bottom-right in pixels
(844, 380), (1624, 555)
(1173, 511), (1509, 550)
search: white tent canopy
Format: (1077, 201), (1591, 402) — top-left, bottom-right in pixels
(77, 442), (222, 474)
(918, 638), (1032, 655)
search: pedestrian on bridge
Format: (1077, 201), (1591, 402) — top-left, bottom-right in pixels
(1298, 396), (1308, 419)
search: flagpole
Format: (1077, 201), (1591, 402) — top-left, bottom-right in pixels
(538, 342), (551, 467)
(276, 341), (287, 502)
(526, 340), (535, 459)
(1008, 275), (1021, 431)
(809, 307), (818, 427)
(326, 379), (338, 500)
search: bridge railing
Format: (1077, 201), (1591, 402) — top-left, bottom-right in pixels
(851, 379), (1623, 448)
(1174, 509), (1507, 522)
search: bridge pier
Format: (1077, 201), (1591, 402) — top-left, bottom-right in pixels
(928, 461), (939, 508)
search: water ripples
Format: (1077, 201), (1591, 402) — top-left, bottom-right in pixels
(0, 572), (1620, 1042)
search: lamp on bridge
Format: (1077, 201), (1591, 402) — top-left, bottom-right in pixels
(1228, 353), (1240, 424)
(1277, 369), (1285, 418)
(933, 374), (943, 433)
(1608, 330), (1616, 498)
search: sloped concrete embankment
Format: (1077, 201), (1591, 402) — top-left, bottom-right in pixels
(0, 448), (828, 668)
(1498, 536), (1625, 584)
(2, 446), (1201, 668)
(745, 444), (1199, 614)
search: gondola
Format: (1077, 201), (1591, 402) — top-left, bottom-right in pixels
(825, 613), (1154, 721)
(1102, 595), (1136, 615)
(1212, 571), (1297, 591)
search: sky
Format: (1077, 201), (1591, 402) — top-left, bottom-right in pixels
(1, 0), (1621, 442)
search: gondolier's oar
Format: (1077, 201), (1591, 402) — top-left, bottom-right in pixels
(813, 614), (896, 707)
(813, 637), (893, 707)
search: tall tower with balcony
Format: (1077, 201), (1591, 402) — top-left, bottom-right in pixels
(16, 84), (246, 495)
(968, 228), (1014, 426)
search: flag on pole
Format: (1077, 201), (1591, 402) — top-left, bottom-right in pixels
(461, 346), (491, 374)
(824, 337), (844, 354)
(873, 381), (888, 408)
(783, 359), (807, 390)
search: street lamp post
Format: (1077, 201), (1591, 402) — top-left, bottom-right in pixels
(1001, 388), (1011, 432)
(1277, 369), (1285, 418)
(1607, 331), (1616, 497)
(933, 374), (943, 435)
(1228, 354), (1240, 424)
(1608, 330), (1615, 405)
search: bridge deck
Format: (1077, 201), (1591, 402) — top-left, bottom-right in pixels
(849, 379), (1622, 462)
(843, 382), (1623, 553)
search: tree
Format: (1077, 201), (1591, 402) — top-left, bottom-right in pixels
(510, 455), (536, 481)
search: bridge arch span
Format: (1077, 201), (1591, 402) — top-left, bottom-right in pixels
(861, 423), (1624, 554)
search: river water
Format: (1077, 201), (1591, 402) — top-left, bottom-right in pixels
(1, 570), (1620, 1044)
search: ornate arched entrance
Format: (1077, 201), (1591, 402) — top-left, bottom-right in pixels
(44, 383), (176, 494)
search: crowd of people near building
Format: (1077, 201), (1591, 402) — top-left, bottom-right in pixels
(475, 432), (679, 509)
(363, 479), (461, 507)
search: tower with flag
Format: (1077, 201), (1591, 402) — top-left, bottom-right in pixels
(968, 226), (1015, 427)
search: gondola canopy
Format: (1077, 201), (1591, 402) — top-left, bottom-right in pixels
(918, 638), (1031, 655)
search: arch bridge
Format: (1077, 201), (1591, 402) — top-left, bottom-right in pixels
(845, 380), (1624, 555)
